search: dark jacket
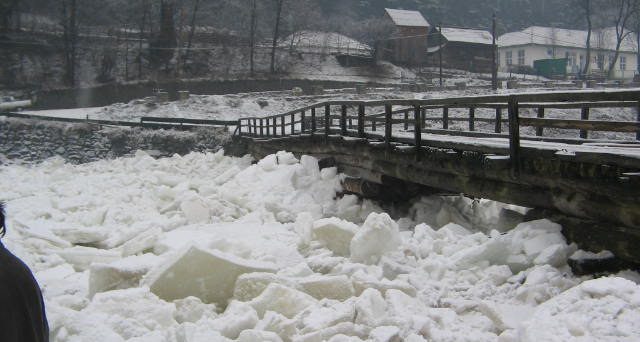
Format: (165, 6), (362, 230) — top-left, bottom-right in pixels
(0, 241), (49, 342)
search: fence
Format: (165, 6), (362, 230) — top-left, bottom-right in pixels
(238, 89), (640, 174)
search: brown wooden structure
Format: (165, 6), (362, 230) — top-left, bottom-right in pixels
(237, 90), (640, 262)
(378, 9), (430, 66)
(427, 27), (494, 73)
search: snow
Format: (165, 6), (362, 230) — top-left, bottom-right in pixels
(385, 8), (430, 28)
(440, 27), (493, 45)
(1, 151), (640, 341)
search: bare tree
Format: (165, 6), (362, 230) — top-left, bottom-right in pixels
(606, 0), (638, 78)
(61, 0), (78, 87)
(576, 0), (594, 77)
(249, 0), (257, 76)
(0, 0), (20, 32)
(270, 0), (284, 74)
(182, 0), (200, 72)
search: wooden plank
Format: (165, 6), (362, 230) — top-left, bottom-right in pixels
(341, 105), (348, 135)
(385, 104), (393, 148)
(469, 107), (475, 131)
(520, 117), (640, 133)
(442, 107), (449, 129)
(311, 107), (317, 134)
(536, 107), (545, 136)
(508, 97), (521, 176)
(580, 107), (590, 139)
(324, 104), (331, 137)
(414, 105), (422, 156)
(358, 104), (365, 138)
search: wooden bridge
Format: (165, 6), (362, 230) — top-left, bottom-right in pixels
(236, 89), (640, 262)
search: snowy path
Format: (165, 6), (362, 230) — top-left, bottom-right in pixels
(1, 151), (639, 341)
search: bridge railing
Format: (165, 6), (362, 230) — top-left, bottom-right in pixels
(238, 89), (640, 173)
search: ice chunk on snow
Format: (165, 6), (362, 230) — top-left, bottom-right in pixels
(312, 217), (358, 256)
(355, 288), (387, 326)
(299, 275), (355, 301)
(121, 227), (162, 256)
(89, 253), (160, 297)
(237, 329), (283, 342)
(233, 272), (293, 301)
(299, 300), (356, 333)
(248, 283), (317, 318)
(206, 301), (259, 339)
(145, 245), (276, 307)
(58, 246), (121, 271)
(258, 154), (279, 171)
(180, 196), (211, 224)
(84, 287), (176, 336)
(52, 225), (108, 244)
(255, 311), (297, 341)
(369, 326), (401, 342)
(350, 213), (401, 264)
(519, 277), (640, 341)
(276, 151), (298, 165)
(173, 296), (217, 323)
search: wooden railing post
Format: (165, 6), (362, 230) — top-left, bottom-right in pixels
(404, 110), (409, 130)
(469, 107), (475, 131)
(291, 112), (295, 135)
(311, 107), (317, 134)
(414, 105), (422, 155)
(281, 115), (285, 136)
(508, 96), (521, 176)
(580, 106), (590, 139)
(266, 118), (271, 136)
(259, 118), (264, 137)
(301, 110), (306, 133)
(443, 106), (449, 129)
(324, 104), (331, 137)
(536, 107), (545, 136)
(385, 104), (393, 147)
(495, 107), (502, 133)
(422, 108), (426, 127)
(637, 101), (640, 141)
(273, 117), (277, 136)
(253, 118), (257, 136)
(358, 104), (365, 138)
(341, 105), (347, 135)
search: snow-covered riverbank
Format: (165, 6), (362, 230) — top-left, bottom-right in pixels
(1, 151), (638, 342)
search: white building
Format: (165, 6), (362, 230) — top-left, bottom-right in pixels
(498, 26), (638, 79)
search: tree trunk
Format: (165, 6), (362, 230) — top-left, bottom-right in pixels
(138, 0), (150, 80)
(270, 0), (283, 74)
(583, 0), (592, 77)
(249, 0), (257, 77)
(182, 0), (200, 72)
(62, 0), (78, 87)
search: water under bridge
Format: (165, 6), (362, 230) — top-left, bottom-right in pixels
(235, 89), (640, 263)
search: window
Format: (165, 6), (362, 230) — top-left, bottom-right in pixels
(506, 51), (513, 65)
(497, 52), (500, 66)
(579, 55), (584, 68)
(565, 51), (576, 67)
(620, 56), (627, 70)
(547, 48), (554, 56)
(517, 50), (525, 65)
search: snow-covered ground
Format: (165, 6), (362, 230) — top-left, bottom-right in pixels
(1, 151), (639, 342)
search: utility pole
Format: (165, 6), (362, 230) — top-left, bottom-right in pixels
(439, 24), (443, 88)
(492, 13), (498, 91)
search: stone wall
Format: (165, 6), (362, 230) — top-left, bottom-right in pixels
(0, 117), (231, 164)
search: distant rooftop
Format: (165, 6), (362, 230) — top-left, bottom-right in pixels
(385, 8), (430, 28)
(499, 26), (637, 52)
(440, 27), (493, 45)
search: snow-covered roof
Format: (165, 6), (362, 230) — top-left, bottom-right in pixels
(385, 8), (430, 28)
(280, 31), (372, 56)
(440, 27), (493, 45)
(499, 26), (637, 52)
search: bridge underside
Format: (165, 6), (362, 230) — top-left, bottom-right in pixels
(239, 134), (640, 262)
